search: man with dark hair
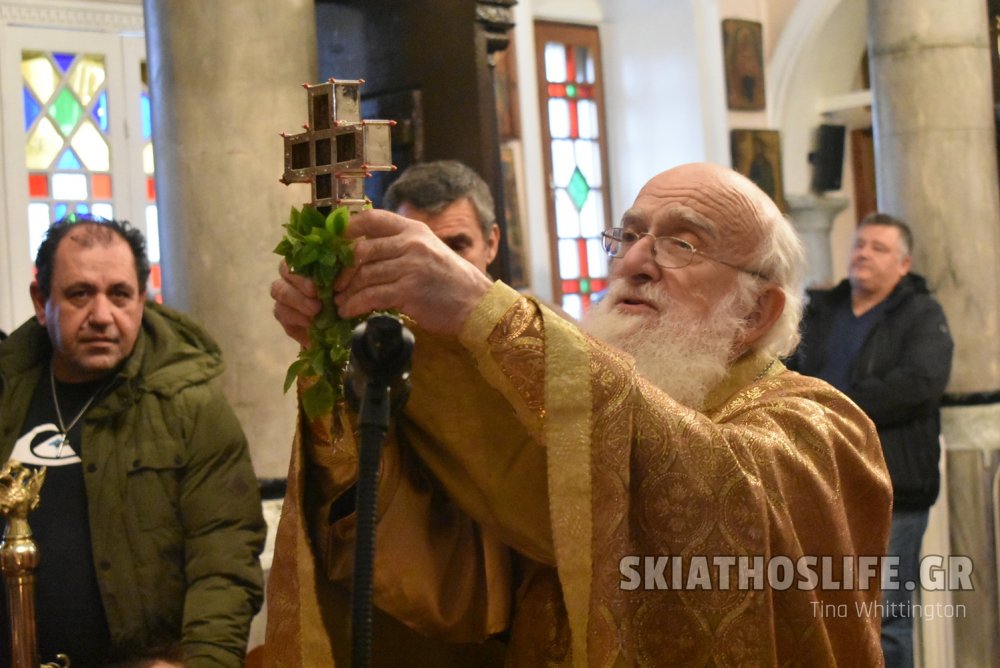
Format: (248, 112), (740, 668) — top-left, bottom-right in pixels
(384, 160), (500, 272)
(790, 211), (953, 668)
(0, 215), (266, 667)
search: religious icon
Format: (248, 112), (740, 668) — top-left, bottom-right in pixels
(500, 141), (530, 289)
(722, 19), (766, 111)
(730, 129), (786, 212)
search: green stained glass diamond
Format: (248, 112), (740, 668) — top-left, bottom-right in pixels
(580, 278), (590, 293)
(566, 84), (577, 98)
(567, 167), (590, 212)
(50, 88), (83, 136)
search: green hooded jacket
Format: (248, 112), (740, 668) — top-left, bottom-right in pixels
(0, 301), (265, 666)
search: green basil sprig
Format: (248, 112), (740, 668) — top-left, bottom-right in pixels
(274, 204), (361, 419)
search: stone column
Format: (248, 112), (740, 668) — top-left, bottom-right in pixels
(143, 0), (317, 478)
(868, 2), (1000, 666)
(785, 193), (849, 289)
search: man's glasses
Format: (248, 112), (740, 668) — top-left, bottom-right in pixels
(600, 227), (769, 280)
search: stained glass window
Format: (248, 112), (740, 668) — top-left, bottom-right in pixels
(140, 61), (162, 302)
(23, 50), (114, 265)
(534, 24), (611, 320)
(20, 49), (160, 300)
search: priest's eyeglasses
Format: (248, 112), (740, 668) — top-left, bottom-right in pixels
(600, 227), (769, 280)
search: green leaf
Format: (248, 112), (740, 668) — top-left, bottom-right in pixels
(283, 357), (312, 393)
(307, 344), (328, 376)
(299, 205), (326, 232)
(331, 207), (350, 236)
(302, 377), (335, 419)
(292, 244), (322, 269)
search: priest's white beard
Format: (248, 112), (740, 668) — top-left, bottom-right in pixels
(582, 280), (756, 410)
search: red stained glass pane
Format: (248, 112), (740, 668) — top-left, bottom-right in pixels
(547, 83), (566, 97)
(575, 84), (594, 99)
(565, 45), (575, 83)
(146, 176), (156, 201)
(92, 173), (112, 199)
(28, 173), (48, 197)
(590, 278), (607, 293)
(577, 238), (589, 277)
(562, 279), (579, 294)
(569, 99), (579, 139)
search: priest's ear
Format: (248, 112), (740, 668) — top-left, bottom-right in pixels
(738, 285), (785, 351)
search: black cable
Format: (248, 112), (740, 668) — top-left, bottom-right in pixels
(345, 316), (413, 668)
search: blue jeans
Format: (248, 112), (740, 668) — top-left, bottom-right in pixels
(881, 508), (930, 668)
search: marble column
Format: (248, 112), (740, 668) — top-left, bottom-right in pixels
(785, 193), (848, 289)
(868, 2), (1000, 666)
(143, 0), (317, 478)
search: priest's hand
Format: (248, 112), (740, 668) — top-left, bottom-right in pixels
(271, 259), (321, 348)
(333, 209), (494, 336)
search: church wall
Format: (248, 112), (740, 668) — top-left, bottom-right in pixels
(511, 0), (868, 299)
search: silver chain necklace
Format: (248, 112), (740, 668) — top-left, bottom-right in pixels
(49, 365), (106, 457)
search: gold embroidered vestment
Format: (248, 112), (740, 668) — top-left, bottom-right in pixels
(264, 282), (892, 667)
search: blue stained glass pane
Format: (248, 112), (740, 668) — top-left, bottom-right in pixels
(56, 149), (82, 169)
(53, 52), (75, 73)
(54, 202), (69, 220)
(141, 92), (152, 140)
(92, 91), (109, 132)
(23, 87), (41, 129)
(75, 203), (90, 214)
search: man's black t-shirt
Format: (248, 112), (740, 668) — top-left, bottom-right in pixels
(0, 367), (113, 666)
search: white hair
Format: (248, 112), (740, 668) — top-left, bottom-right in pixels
(748, 211), (806, 358)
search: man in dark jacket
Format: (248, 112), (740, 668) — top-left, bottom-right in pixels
(0, 215), (265, 667)
(788, 212), (953, 668)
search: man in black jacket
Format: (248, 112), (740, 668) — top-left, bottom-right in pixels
(788, 212), (953, 668)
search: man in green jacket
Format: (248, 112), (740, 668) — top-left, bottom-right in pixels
(0, 215), (265, 667)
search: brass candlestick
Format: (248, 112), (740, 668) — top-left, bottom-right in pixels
(0, 461), (69, 668)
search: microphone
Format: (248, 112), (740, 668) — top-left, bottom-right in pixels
(343, 314), (414, 668)
(344, 314), (414, 414)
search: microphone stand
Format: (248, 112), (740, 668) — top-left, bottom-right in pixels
(344, 315), (414, 668)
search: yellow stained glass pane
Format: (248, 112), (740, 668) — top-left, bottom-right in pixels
(68, 54), (106, 105)
(26, 117), (63, 169)
(71, 119), (110, 171)
(143, 143), (155, 174)
(22, 52), (58, 104)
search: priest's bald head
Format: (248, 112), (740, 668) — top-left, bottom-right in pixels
(583, 162), (805, 409)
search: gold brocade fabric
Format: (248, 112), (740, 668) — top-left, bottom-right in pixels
(264, 282), (892, 667)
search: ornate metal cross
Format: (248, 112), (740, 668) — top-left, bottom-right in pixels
(280, 78), (396, 213)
